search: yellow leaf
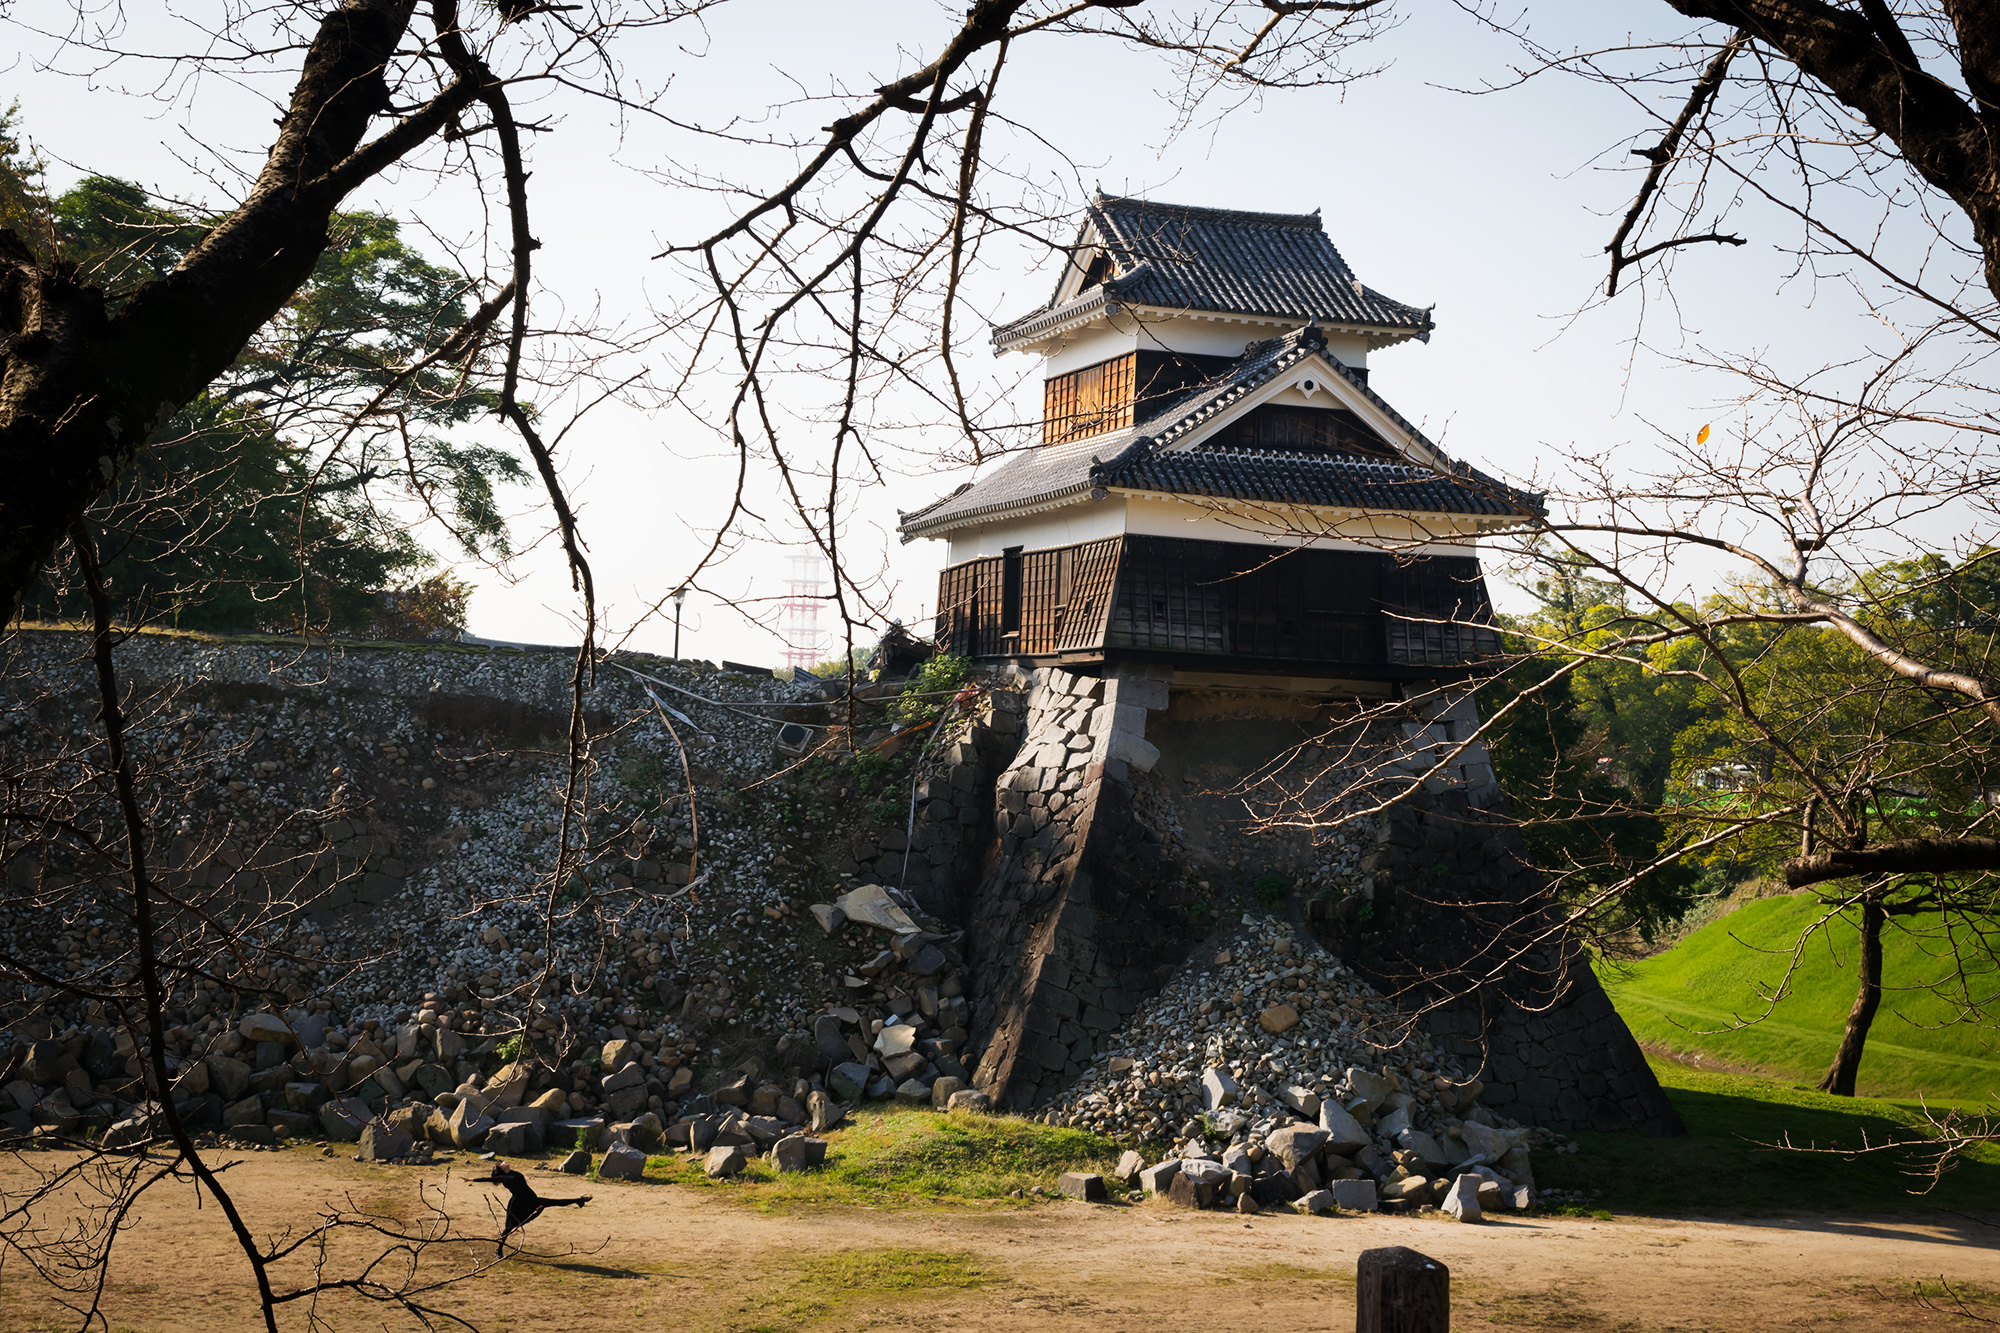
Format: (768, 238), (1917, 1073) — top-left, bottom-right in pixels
(1696, 423), (1711, 444)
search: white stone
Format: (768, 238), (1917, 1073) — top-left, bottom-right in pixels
(834, 884), (919, 934)
(1317, 1100), (1372, 1155)
(1103, 729), (1160, 772)
(1441, 1173), (1483, 1223)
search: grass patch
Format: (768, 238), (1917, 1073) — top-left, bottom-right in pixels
(1600, 892), (2000, 1102)
(719, 1247), (988, 1333)
(643, 1106), (1121, 1209)
(1538, 1056), (2000, 1215)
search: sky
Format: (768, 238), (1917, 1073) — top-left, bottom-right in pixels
(4, 0), (1961, 664)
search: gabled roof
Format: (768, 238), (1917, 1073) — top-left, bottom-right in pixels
(992, 195), (1434, 350)
(898, 328), (1541, 540)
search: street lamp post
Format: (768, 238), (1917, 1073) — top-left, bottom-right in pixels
(672, 586), (687, 660)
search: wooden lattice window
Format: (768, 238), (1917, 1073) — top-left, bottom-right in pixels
(1043, 354), (1136, 444)
(1382, 557), (1503, 667)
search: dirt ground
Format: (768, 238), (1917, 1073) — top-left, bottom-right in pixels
(3, 1149), (1996, 1332)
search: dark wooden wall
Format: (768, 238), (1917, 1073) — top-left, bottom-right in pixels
(934, 537), (1499, 670)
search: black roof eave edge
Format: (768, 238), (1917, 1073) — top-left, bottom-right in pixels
(989, 298), (1434, 351)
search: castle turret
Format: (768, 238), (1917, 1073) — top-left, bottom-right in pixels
(900, 195), (1537, 683)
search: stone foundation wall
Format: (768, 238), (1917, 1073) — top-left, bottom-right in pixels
(964, 666), (1207, 1109)
(955, 665), (1682, 1135)
(1311, 787), (1683, 1135)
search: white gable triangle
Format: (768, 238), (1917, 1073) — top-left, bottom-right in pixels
(1154, 348), (1446, 472)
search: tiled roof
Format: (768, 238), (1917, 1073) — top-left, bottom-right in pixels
(1100, 445), (1529, 516)
(992, 195), (1434, 347)
(898, 328), (1540, 540)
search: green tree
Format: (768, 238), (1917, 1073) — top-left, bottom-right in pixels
(1626, 561), (2000, 1096)
(0, 103), (47, 252)
(20, 170), (522, 632)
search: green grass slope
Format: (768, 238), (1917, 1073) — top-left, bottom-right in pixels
(1537, 1057), (2000, 1215)
(1601, 892), (2000, 1103)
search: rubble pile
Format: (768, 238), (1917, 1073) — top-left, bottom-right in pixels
(0, 872), (985, 1158)
(1041, 916), (1568, 1213)
(0, 634), (991, 1155)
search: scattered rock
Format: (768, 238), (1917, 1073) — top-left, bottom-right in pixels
(1057, 1171), (1106, 1202)
(770, 1134), (812, 1172)
(1265, 1123), (1329, 1170)
(1258, 1003), (1299, 1035)
(834, 884), (919, 935)
(447, 1098), (494, 1148)
(873, 1024), (917, 1057)
(558, 1149), (591, 1174)
(358, 1118), (415, 1161)
(318, 1097), (371, 1143)
(599, 1142), (648, 1180)
(239, 1013), (292, 1045)
(1297, 1188), (1335, 1215)
(944, 1089), (991, 1112)
(1330, 1179), (1378, 1212)
(828, 1062), (870, 1103)
(704, 1144), (747, 1179)
(1442, 1173), (1483, 1223)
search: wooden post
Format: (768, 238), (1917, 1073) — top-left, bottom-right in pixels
(1356, 1246), (1449, 1333)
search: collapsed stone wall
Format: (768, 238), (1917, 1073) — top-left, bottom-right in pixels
(1, 626), (1678, 1143)
(1312, 787), (1682, 1134)
(958, 663), (1680, 1135)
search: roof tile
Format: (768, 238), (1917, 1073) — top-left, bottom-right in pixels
(993, 195), (1433, 346)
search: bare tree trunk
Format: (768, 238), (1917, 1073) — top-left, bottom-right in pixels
(1817, 891), (1885, 1097)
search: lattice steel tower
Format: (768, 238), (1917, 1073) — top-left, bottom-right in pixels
(781, 553), (828, 672)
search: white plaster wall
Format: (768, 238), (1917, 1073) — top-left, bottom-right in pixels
(942, 498), (1129, 562)
(1041, 323), (1139, 375)
(1033, 311), (1373, 375)
(935, 492), (1484, 561)
(1120, 494), (1485, 554)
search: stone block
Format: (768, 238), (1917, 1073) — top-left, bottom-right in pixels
(239, 1013), (292, 1045)
(1138, 1158), (1181, 1196)
(1441, 1174), (1483, 1222)
(1265, 1123), (1329, 1169)
(1330, 1178), (1378, 1212)
(358, 1118), (415, 1161)
(1102, 729), (1160, 772)
(599, 1142), (648, 1180)
(1105, 674), (1169, 711)
(1057, 1171), (1107, 1202)
(318, 1096), (370, 1142)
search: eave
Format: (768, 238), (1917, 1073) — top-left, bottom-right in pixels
(990, 300), (1432, 356)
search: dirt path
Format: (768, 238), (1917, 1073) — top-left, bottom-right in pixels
(3, 1149), (1995, 1331)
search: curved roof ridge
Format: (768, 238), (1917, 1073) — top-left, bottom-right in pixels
(1091, 192), (1328, 232)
